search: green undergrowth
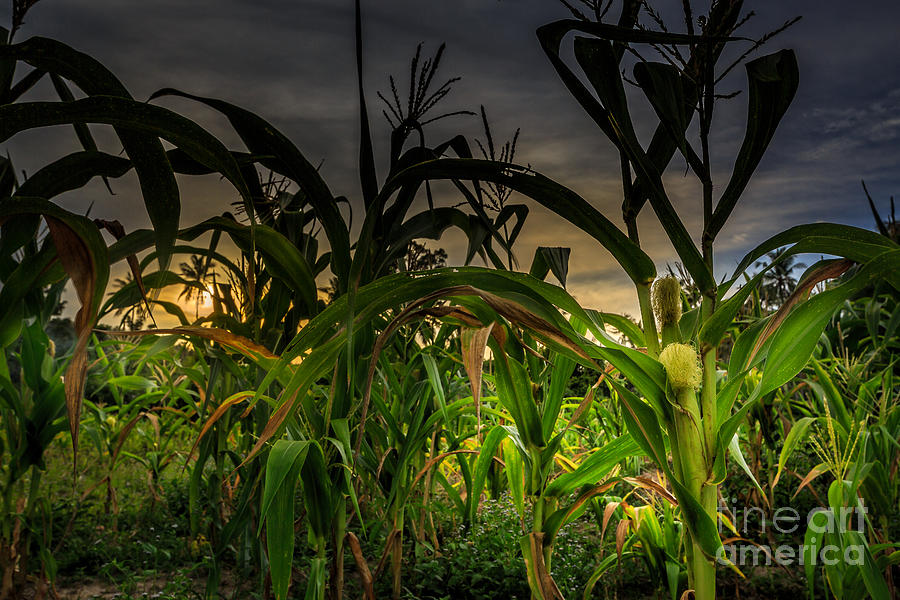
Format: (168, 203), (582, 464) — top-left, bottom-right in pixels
(40, 436), (815, 599)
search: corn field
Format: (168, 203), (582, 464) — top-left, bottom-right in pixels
(0, 1), (898, 599)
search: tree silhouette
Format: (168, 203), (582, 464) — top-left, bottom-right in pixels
(396, 241), (447, 272)
(178, 255), (211, 319)
(111, 272), (147, 330)
(754, 249), (807, 310)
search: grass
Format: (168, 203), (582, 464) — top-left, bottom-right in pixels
(38, 436), (812, 600)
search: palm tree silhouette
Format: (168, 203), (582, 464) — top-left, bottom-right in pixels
(178, 255), (211, 319)
(754, 249), (807, 310)
(111, 272), (147, 330)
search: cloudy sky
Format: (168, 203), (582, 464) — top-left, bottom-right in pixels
(4, 0), (900, 319)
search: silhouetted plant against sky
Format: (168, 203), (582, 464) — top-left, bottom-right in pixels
(863, 180), (899, 243)
(378, 42), (474, 165)
(3, 2), (900, 600)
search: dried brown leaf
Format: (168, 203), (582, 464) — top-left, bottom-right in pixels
(46, 217), (96, 469)
(461, 324), (493, 439)
(346, 531), (375, 600)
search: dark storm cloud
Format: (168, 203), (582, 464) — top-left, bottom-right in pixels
(3, 1), (899, 318)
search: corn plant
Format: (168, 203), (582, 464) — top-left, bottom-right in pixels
(361, 298), (648, 597)
(588, 488), (686, 600)
(354, 325), (472, 599)
(0, 10), (290, 592)
(361, 2), (900, 597)
(774, 336), (900, 598)
(4, 2), (900, 600)
(0, 152), (88, 595)
(0, 12), (266, 477)
(801, 443), (895, 599)
(0, 320), (67, 598)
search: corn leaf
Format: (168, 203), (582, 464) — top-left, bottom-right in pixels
(707, 50), (799, 241)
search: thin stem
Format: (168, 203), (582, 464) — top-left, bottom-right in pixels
(700, 39), (715, 242)
(620, 151), (640, 245)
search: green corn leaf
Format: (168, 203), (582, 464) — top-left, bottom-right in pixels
(457, 452), (475, 519)
(583, 344), (668, 420)
(536, 22), (619, 147)
(633, 62), (692, 162)
(844, 531), (891, 600)
(142, 299), (189, 326)
(542, 481), (618, 544)
(378, 206), (472, 274)
(719, 250), (900, 450)
(594, 311), (645, 348)
(544, 433), (639, 497)
(535, 19), (725, 195)
(245, 334), (346, 462)
(354, 0), (378, 208)
(107, 375), (155, 391)
(382, 158), (656, 285)
(729, 223), (897, 287)
(803, 510), (830, 599)
(263, 440), (309, 600)
(0, 197), (109, 464)
(14, 151), (131, 200)
(0, 155), (15, 197)
(299, 442), (333, 541)
(502, 438), (526, 519)
(529, 246), (571, 288)
(101, 271), (190, 313)
(1, 37), (181, 274)
(757, 250), (900, 396)
(613, 379), (722, 559)
(610, 379), (667, 468)
(138, 244), (246, 285)
(702, 275), (768, 348)
(48, 73), (114, 194)
(492, 351), (544, 450)
(5, 67), (45, 104)
(20, 320), (50, 393)
(773, 417), (816, 489)
(679, 306), (700, 342)
(0, 97), (250, 202)
(665, 560), (681, 600)
(468, 425), (509, 523)
(304, 557), (327, 600)
(0, 26), (13, 99)
(148, 87), (351, 284)
(0, 300), (23, 349)
(572, 37), (713, 294)
(421, 353), (450, 426)
(727, 433), (765, 499)
(539, 19), (732, 47)
(247, 267), (651, 455)
(707, 50), (799, 241)
(494, 203), (529, 255)
(435, 470), (466, 518)
(541, 354), (576, 441)
(727, 315), (771, 375)
(701, 238), (831, 346)
(583, 552), (635, 600)
(181, 217), (317, 315)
